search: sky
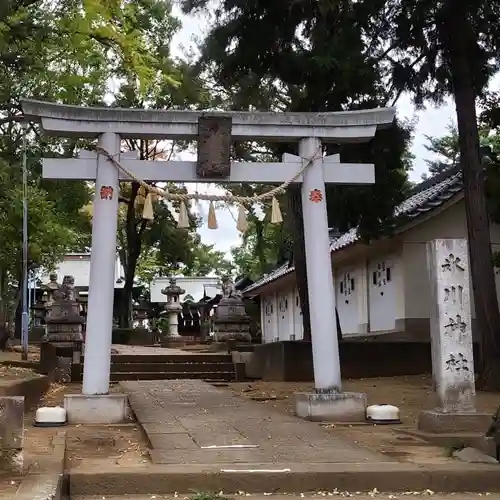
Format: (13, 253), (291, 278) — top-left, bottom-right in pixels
(170, 6), (500, 258)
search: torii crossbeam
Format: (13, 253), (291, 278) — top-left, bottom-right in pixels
(22, 99), (395, 423)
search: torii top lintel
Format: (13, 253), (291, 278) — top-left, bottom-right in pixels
(21, 99), (395, 143)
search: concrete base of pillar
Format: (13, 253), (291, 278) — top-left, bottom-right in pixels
(294, 391), (367, 422)
(64, 393), (130, 424)
(418, 409), (492, 433)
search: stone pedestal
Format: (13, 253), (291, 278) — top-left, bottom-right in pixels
(168, 311), (181, 337)
(0, 397), (24, 473)
(419, 239), (487, 433)
(41, 341), (83, 383)
(42, 275), (84, 384)
(213, 296), (251, 343)
(419, 409), (491, 433)
(64, 394), (129, 424)
(294, 390), (367, 422)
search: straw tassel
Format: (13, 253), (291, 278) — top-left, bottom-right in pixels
(178, 201), (190, 228)
(142, 193), (154, 221)
(270, 196), (283, 224)
(135, 185), (147, 208)
(207, 201), (218, 229)
(236, 204), (249, 233)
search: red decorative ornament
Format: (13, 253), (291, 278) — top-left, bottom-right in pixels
(309, 189), (323, 203)
(100, 185), (114, 200)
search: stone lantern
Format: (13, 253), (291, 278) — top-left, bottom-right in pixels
(161, 278), (185, 337)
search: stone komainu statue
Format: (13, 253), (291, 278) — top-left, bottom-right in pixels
(44, 273), (60, 305)
(221, 276), (242, 299)
(53, 275), (78, 302)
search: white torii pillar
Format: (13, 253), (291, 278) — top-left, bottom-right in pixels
(21, 100), (395, 422)
(299, 138), (342, 392)
(84, 133), (120, 395)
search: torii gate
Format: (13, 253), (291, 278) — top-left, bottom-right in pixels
(22, 100), (395, 422)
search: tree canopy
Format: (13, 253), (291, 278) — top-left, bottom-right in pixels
(0, 0), (226, 340)
(362, 0), (500, 388)
(181, 0), (500, 387)
(422, 124), (500, 178)
(181, 0), (413, 338)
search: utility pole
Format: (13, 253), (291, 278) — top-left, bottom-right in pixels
(21, 123), (29, 361)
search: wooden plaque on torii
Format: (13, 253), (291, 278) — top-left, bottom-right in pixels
(197, 115), (232, 178)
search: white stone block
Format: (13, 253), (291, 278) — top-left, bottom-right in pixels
(427, 239), (475, 412)
(64, 393), (130, 424)
(294, 391), (367, 422)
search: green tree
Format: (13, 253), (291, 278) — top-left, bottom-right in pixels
(480, 93), (500, 246)
(181, 0), (412, 340)
(231, 218), (291, 280)
(0, 139), (92, 347)
(0, 0), (185, 345)
(108, 0), (216, 327)
(181, 240), (233, 277)
(220, 172), (293, 281)
(0, 0), (176, 91)
(116, 183), (199, 328)
(363, 0), (500, 386)
(134, 239), (232, 285)
(422, 125), (461, 178)
(421, 125), (500, 179)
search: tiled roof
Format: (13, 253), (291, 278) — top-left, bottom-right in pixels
(330, 166), (463, 252)
(243, 167), (463, 295)
(243, 230), (341, 295)
(243, 262), (296, 294)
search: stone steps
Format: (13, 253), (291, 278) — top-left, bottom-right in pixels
(110, 362), (234, 372)
(105, 354), (233, 363)
(110, 371), (235, 381)
(78, 353), (237, 381)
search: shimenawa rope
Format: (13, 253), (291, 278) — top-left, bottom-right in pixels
(95, 146), (322, 231)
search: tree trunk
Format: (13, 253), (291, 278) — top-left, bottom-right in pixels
(120, 250), (140, 328)
(287, 185), (311, 341)
(253, 218), (267, 275)
(119, 182), (140, 329)
(441, 4), (500, 389)
(119, 182), (148, 329)
(0, 268), (9, 350)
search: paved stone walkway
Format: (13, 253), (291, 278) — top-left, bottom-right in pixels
(121, 380), (391, 465)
